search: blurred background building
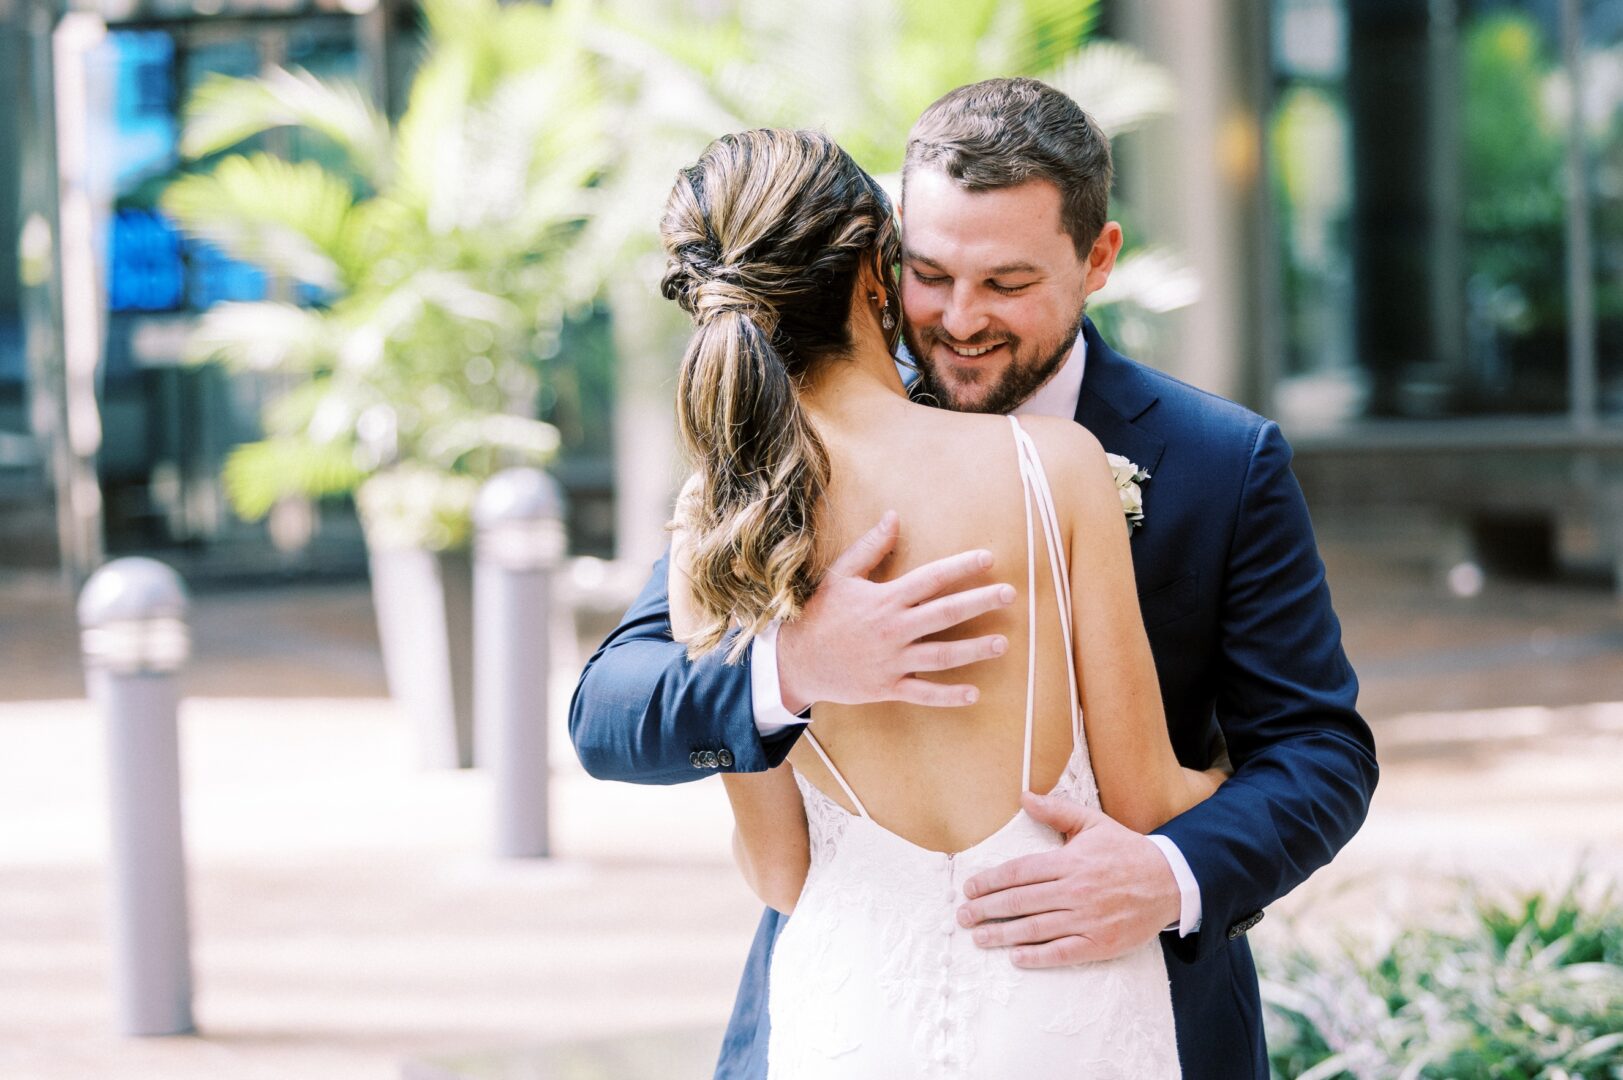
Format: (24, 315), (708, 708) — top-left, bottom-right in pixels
(1, 0), (1620, 588)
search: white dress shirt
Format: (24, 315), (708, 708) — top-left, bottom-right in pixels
(746, 332), (1203, 936)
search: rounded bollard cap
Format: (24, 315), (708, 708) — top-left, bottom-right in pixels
(476, 468), (567, 570)
(78, 557), (190, 673)
(475, 468), (565, 526)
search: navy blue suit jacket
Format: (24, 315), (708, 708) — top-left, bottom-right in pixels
(569, 319), (1378, 1080)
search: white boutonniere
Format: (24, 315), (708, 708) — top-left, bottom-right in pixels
(1106, 453), (1150, 531)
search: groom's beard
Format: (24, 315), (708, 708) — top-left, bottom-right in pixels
(906, 304), (1086, 415)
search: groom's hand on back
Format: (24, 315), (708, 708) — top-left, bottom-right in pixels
(954, 793), (1181, 967)
(776, 511), (1016, 713)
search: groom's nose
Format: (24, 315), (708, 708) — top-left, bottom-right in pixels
(940, 285), (992, 342)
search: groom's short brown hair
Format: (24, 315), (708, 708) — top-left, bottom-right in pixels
(903, 77), (1113, 255)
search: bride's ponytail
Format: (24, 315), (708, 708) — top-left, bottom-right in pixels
(659, 129), (899, 661)
(673, 299), (827, 661)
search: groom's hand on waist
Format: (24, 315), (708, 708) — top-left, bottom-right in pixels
(955, 793), (1181, 967)
(776, 511), (1016, 713)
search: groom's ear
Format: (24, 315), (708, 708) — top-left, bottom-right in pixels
(1082, 222), (1124, 296)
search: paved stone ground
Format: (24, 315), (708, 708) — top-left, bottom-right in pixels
(1, 539), (1620, 1079)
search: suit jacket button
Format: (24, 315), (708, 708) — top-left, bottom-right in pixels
(718, 749), (734, 768)
(689, 752), (704, 769)
(1228, 911), (1264, 940)
(701, 750), (720, 768)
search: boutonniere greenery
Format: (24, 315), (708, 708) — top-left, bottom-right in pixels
(1106, 454), (1150, 531)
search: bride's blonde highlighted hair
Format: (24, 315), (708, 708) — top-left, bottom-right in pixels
(661, 129), (901, 661)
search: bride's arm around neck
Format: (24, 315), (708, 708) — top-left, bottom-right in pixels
(1021, 417), (1226, 833)
(669, 481), (810, 914)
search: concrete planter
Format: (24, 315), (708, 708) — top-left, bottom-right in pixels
(365, 539), (475, 769)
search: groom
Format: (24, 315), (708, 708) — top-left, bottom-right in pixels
(571, 78), (1377, 1079)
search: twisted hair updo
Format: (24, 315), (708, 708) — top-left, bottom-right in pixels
(661, 128), (901, 660)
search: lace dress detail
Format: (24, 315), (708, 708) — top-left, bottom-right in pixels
(767, 418), (1180, 1079)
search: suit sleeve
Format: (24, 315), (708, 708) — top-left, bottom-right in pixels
(1153, 420), (1379, 963)
(568, 550), (801, 785)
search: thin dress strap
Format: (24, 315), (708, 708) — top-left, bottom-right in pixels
(1013, 416), (1040, 793)
(1009, 418), (1084, 759)
(801, 729), (870, 819)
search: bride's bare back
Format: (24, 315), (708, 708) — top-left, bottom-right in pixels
(788, 388), (1134, 854)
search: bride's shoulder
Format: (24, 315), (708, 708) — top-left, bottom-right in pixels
(1013, 415), (1107, 478)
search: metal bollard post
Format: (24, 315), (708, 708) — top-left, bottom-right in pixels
(474, 468), (567, 858)
(77, 557), (195, 1036)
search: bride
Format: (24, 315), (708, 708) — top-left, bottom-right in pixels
(659, 128), (1224, 1079)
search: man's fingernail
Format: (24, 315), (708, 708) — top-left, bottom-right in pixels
(962, 882), (977, 899)
(957, 908), (973, 927)
(973, 929), (990, 945)
(991, 636), (1007, 656)
(976, 550), (993, 569)
(964, 688), (978, 705)
(998, 585), (1016, 604)
(1012, 948), (1028, 965)
(882, 510), (898, 528)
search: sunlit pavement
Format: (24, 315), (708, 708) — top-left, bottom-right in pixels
(1, 543), (1620, 1080)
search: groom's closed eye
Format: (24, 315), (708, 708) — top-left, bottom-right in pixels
(908, 268), (1033, 295)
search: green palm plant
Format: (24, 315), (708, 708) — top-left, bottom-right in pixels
(163, 0), (608, 552)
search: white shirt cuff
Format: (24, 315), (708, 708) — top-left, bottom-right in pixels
(750, 621), (809, 739)
(1146, 834), (1203, 937)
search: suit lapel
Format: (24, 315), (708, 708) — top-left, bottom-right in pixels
(1074, 319), (1166, 479)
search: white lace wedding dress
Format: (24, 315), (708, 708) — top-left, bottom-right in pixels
(766, 417), (1181, 1079)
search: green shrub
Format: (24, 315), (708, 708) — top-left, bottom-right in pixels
(1260, 877), (1623, 1079)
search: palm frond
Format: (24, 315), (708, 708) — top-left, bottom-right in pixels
(419, 414), (560, 469)
(183, 300), (333, 373)
(350, 269), (522, 355)
(598, 0), (747, 79)
(463, 63), (608, 241)
(1011, 0), (1099, 74)
(391, 47), (474, 232)
(162, 153), (355, 290)
(1090, 247), (1201, 313)
(1041, 40), (1178, 137)
(417, 0), (500, 64)
(180, 67), (392, 187)
(262, 375), (357, 437)
(222, 437), (365, 520)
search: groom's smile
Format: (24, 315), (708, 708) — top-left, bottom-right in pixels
(946, 340), (1004, 359)
(936, 332), (1014, 371)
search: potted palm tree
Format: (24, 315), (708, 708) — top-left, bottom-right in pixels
(163, 0), (608, 767)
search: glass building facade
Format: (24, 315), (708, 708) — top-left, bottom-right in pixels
(1268, 0), (1623, 428)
